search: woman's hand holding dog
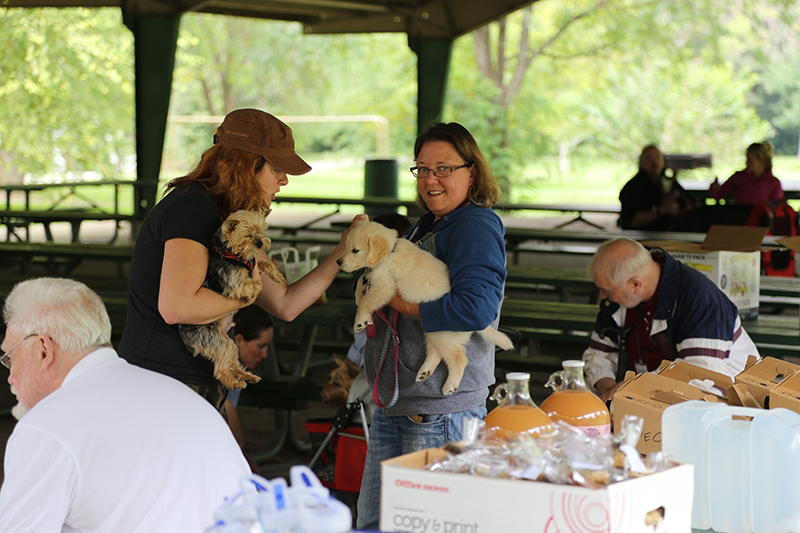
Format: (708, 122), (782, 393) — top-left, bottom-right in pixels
(340, 214), (370, 242)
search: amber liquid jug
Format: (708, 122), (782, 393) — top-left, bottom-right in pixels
(484, 372), (553, 438)
(540, 360), (611, 437)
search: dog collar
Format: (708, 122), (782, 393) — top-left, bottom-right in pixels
(213, 245), (256, 273)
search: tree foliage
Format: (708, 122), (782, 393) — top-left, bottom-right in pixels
(1, 1), (797, 196)
(168, 15), (417, 172)
(0, 8), (134, 183)
(445, 0), (778, 198)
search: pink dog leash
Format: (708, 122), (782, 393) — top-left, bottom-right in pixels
(370, 307), (400, 408)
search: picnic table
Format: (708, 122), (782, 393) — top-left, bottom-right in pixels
(495, 203), (619, 229)
(498, 299), (800, 360)
(502, 226), (794, 264)
(0, 180), (155, 243)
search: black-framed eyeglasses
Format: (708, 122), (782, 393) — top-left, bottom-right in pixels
(0, 333), (38, 370)
(410, 164), (470, 179)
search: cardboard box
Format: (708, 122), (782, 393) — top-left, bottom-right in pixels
(767, 369), (800, 413)
(612, 369), (728, 453)
(643, 225), (767, 320)
(733, 356), (800, 408)
(380, 447), (694, 533)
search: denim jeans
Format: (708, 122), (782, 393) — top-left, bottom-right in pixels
(355, 404), (487, 531)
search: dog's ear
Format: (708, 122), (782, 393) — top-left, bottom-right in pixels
(367, 232), (392, 265)
(221, 216), (239, 235)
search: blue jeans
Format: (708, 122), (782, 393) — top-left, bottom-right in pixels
(355, 404), (487, 531)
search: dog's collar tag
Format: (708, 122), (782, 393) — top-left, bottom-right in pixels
(213, 245), (256, 273)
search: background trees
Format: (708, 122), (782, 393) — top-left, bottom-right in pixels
(0, 8), (134, 183)
(1, 1), (798, 201)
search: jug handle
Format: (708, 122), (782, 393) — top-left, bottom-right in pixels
(489, 383), (509, 403)
(545, 370), (563, 391)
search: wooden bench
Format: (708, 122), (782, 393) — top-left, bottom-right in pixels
(0, 242), (134, 276)
(502, 226), (792, 265)
(507, 264), (800, 307)
(499, 299), (800, 360)
(0, 209), (136, 243)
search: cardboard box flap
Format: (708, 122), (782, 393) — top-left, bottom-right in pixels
(652, 389), (695, 405)
(776, 235), (800, 254)
(382, 447), (448, 469)
(651, 389), (723, 405)
(734, 356), (800, 408)
(769, 370), (800, 412)
(736, 357), (800, 387)
(658, 360), (735, 390)
(701, 225), (767, 252)
(727, 383), (763, 408)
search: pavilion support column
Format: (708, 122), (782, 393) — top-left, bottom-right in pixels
(126, 14), (180, 221)
(409, 37), (453, 134)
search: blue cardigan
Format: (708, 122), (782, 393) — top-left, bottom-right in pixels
(362, 203), (507, 417)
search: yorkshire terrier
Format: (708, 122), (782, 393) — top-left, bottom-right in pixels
(320, 355), (361, 406)
(179, 209), (285, 389)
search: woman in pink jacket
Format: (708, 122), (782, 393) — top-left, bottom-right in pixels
(709, 142), (783, 206)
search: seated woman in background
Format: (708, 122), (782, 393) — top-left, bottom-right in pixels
(709, 142), (784, 206)
(224, 304), (274, 473)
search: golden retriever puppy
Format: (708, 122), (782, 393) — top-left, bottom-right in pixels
(337, 221), (513, 395)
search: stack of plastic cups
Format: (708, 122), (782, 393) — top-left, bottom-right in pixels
(207, 465), (352, 533)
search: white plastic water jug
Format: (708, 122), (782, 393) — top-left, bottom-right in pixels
(662, 401), (800, 533)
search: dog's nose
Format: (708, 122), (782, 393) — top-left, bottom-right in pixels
(336, 259), (343, 266)
(255, 239), (263, 248)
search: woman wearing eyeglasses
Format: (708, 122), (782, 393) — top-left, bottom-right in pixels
(356, 122), (507, 530)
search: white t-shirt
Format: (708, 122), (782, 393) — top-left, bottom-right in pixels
(0, 348), (251, 532)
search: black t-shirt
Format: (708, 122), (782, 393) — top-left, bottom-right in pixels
(118, 184), (222, 385)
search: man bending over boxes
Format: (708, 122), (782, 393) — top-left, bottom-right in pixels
(583, 238), (759, 403)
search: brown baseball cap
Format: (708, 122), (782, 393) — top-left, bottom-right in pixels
(214, 109), (312, 175)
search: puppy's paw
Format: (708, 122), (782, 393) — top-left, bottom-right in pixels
(218, 366), (260, 389)
(441, 384), (457, 396)
(354, 310), (373, 332)
(261, 261), (286, 284)
(416, 369), (432, 382)
(217, 370), (244, 390)
(441, 376), (460, 396)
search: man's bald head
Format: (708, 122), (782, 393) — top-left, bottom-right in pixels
(589, 238), (659, 307)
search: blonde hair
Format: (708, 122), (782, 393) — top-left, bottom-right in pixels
(747, 142), (774, 171)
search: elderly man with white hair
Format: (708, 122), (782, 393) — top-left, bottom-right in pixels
(0, 277), (251, 532)
(583, 238), (759, 403)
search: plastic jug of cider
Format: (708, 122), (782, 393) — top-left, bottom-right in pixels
(484, 372), (553, 438)
(539, 360), (611, 437)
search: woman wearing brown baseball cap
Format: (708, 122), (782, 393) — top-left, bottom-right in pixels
(118, 108), (365, 413)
